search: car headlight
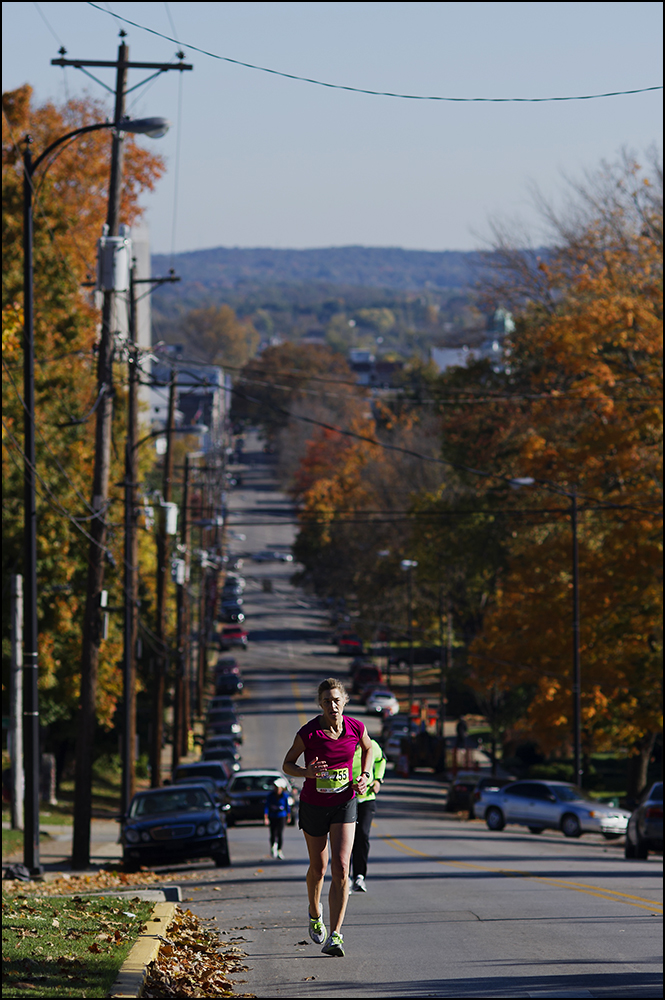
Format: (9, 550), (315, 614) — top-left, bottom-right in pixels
(207, 819), (221, 834)
(141, 831), (151, 842)
(125, 828), (140, 843)
(197, 824), (206, 836)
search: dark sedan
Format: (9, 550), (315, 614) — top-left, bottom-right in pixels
(222, 769), (298, 826)
(122, 784), (230, 871)
(625, 782), (663, 859)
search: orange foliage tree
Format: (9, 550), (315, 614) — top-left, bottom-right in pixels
(2, 86), (165, 765)
(459, 153), (663, 792)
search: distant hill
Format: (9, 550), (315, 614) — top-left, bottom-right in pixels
(150, 245), (487, 292)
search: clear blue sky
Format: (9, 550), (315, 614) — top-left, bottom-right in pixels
(2, 1), (662, 254)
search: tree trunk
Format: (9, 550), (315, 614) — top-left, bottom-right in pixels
(625, 732), (657, 807)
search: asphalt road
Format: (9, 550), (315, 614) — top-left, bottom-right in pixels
(186, 434), (663, 999)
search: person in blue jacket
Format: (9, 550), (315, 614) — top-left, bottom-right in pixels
(264, 778), (291, 859)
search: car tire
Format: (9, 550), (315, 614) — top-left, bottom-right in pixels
(486, 806), (505, 831)
(213, 845), (231, 868)
(634, 837), (649, 860)
(624, 837), (637, 859)
(528, 826), (544, 834)
(561, 813), (582, 838)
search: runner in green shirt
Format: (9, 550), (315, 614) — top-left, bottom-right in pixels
(351, 738), (386, 892)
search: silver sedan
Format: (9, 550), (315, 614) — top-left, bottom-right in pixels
(478, 779), (631, 839)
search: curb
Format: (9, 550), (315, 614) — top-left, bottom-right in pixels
(108, 900), (177, 999)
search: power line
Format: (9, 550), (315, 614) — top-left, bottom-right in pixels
(85, 4), (662, 104)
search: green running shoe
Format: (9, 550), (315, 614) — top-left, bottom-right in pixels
(321, 931), (345, 957)
(308, 913), (326, 944)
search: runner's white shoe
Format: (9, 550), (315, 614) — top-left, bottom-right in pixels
(308, 913), (326, 944)
(321, 931), (345, 957)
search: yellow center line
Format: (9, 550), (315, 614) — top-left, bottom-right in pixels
(290, 674), (309, 726)
(380, 832), (663, 914)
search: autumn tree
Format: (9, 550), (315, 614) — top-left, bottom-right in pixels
(457, 152), (662, 795)
(173, 305), (258, 370)
(2, 86), (165, 775)
(231, 341), (355, 442)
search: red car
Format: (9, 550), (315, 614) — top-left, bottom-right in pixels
(219, 626), (248, 650)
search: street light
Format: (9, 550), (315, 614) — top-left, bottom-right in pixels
(509, 477), (582, 786)
(21, 116), (169, 874)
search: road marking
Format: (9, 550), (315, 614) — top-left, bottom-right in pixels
(290, 674), (309, 726)
(380, 833), (663, 913)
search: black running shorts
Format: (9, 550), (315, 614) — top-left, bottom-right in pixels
(298, 797), (358, 838)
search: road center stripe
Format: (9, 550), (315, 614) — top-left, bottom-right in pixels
(380, 832), (663, 913)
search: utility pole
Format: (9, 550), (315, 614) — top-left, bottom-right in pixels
(120, 264), (140, 819)
(59, 35), (191, 869)
(173, 454), (191, 771)
(151, 373), (177, 786)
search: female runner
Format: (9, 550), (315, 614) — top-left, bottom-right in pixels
(283, 677), (373, 957)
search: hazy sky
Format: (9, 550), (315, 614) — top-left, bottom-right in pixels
(2, 2), (662, 254)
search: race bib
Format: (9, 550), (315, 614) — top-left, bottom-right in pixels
(316, 767), (350, 794)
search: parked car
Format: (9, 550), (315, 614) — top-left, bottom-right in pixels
(478, 780), (632, 838)
(203, 746), (242, 772)
(625, 782), (663, 859)
(352, 664), (382, 695)
(172, 774), (223, 804)
(220, 607), (245, 624)
(219, 603), (245, 624)
(446, 774), (482, 813)
(219, 626), (248, 650)
(122, 784), (230, 871)
(173, 760), (232, 795)
(207, 708), (241, 734)
(207, 719), (243, 745)
(215, 673), (244, 696)
(208, 695), (235, 712)
(222, 769), (298, 826)
(252, 550), (276, 562)
(273, 550), (293, 562)
(469, 776), (516, 818)
(365, 688), (400, 716)
(215, 656), (240, 676)
(338, 634), (364, 657)
(383, 716), (418, 763)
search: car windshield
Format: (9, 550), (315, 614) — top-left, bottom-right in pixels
(553, 785), (595, 803)
(176, 765), (225, 781)
(231, 775), (283, 793)
(130, 788), (213, 816)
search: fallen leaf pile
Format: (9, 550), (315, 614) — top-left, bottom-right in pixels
(143, 906), (256, 998)
(3, 866), (212, 897)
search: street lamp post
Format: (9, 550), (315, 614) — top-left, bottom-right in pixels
(510, 477), (582, 786)
(21, 116), (169, 874)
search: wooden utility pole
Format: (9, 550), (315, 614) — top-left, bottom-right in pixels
(60, 35), (191, 869)
(120, 265), (140, 818)
(151, 373), (177, 786)
(172, 453), (191, 771)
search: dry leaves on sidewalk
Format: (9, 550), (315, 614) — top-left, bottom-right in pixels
(2, 867), (212, 897)
(143, 906), (256, 999)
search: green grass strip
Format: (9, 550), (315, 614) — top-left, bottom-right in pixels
(2, 892), (154, 999)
